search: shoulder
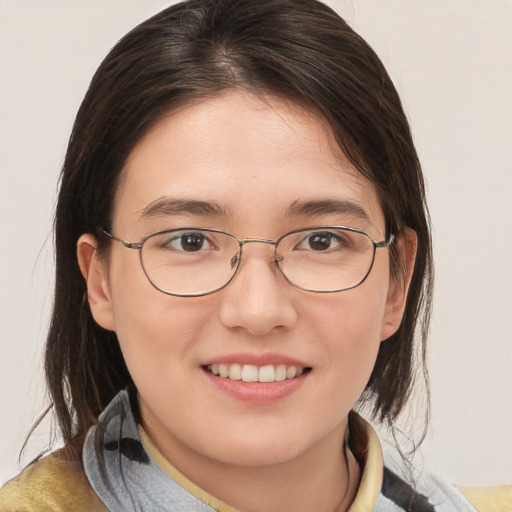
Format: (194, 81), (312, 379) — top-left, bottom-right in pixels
(381, 455), (512, 512)
(379, 445), (509, 512)
(347, 413), (510, 512)
(0, 449), (107, 512)
(456, 485), (512, 512)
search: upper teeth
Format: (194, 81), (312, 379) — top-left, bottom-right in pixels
(208, 363), (305, 383)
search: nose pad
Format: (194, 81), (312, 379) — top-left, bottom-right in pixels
(230, 253), (240, 269)
(274, 253), (284, 264)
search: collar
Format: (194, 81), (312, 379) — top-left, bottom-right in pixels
(346, 411), (384, 511)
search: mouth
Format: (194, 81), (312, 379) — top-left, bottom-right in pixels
(203, 363), (312, 383)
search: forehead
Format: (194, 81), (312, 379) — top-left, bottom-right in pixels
(114, 91), (385, 235)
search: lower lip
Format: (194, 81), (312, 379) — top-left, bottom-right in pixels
(203, 369), (309, 404)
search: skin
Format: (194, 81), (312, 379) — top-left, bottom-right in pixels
(78, 91), (416, 512)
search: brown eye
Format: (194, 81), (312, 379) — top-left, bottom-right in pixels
(162, 232), (207, 252)
(307, 232), (335, 251)
(180, 233), (206, 252)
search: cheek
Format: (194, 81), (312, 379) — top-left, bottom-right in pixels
(113, 294), (208, 355)
(107, 256), (213, 381)
(307, 278), (389, 398)
(314, 279), (388, 349)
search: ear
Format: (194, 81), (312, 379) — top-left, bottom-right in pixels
(77, 234), (116, 331)
(380, 227), (417, 341)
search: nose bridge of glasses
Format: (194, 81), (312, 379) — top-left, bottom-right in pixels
(239, 238), (276, 247)
(235, 238), (280, 267)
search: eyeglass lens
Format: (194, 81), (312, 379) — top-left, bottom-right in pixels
(139, 228), (377, 296)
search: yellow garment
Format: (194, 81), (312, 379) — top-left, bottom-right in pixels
(346, 413), (384, 511)
(456, 485), (512, 512)
(0, 450), (107, 512)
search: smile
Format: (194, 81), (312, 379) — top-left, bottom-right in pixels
(205, 363), (310, 383)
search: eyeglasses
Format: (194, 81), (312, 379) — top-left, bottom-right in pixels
(102, 226), (395, 297)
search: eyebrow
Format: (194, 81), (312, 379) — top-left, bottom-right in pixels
(285, 198), (372, 224)
(138, 196), (372, 225)
(138, 197), (232, 220)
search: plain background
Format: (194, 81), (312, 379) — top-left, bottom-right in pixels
(1, 0), (511, 487)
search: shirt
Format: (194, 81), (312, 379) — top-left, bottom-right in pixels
(1, 389), (510, 511)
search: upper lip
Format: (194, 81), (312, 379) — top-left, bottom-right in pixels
(201, 352), (310, 368)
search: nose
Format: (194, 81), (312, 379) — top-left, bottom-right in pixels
(219, 242), (298, 336)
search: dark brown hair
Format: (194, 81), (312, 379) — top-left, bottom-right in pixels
(44, 0), (432, 455)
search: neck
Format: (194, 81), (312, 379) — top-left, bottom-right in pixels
(144, 420), (360, 512)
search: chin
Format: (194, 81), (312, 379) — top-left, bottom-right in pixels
(211, 441), (306, 468)
(195, 423), (322, 468)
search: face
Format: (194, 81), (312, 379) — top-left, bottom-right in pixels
(80, 91), (412, 474)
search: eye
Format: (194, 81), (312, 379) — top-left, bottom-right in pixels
(165, 232), (209, 252)
(296, 231), (348, 252)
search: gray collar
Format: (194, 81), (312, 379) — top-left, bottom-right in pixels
(83, 389), (216, 511)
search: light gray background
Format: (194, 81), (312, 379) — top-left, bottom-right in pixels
(1, 0), (511, 487)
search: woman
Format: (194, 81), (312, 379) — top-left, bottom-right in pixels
(1, 0), (509, 510)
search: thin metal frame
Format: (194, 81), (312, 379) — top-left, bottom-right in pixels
(101, 226), (395, 297)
